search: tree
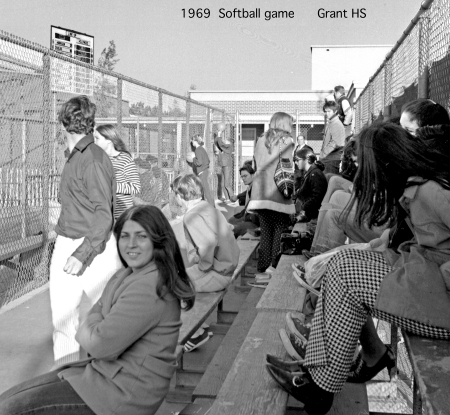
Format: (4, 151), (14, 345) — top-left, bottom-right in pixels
(95, 40), (119, 117)
(98, 40), (119, 71)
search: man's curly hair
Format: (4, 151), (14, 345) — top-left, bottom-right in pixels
(58, 95), (96, 135)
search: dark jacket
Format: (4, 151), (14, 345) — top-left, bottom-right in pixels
(296, 164), (328, 219)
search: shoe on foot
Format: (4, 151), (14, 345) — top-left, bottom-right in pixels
(255, 272), (271, 283)
(291, 263), (306, 274)
(183, 330), (211, 353)
(279, 328), (306, 360)
(347, 345), (396, 383)
(286, 312), (311, 342)
(247, 282), (267, 289)
(266, 353), (304, 372)
(292, 269), (320, 296)
(265, 363), (334, 414)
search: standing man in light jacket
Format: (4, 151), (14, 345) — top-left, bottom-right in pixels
(320, 101), (346, 175)
(50, 95), (122, 366)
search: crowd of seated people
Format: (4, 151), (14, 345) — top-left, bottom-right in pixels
(263, 99), (450, 414)
(3, 95), (450, 415)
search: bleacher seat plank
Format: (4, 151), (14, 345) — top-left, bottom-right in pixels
(0, 235), (44, 262)
(179, 292), (226, 345)
(178, 239), (259, 346)
(403, 331), (450, 415)
(193, 287), (265, 400)
(257, 255), (306, 312)
(208, 311), (289, 415)
(235, 239), (259, 280)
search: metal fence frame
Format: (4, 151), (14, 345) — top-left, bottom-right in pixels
(0, 29), (233, 307)
(353, 0), (449, 132)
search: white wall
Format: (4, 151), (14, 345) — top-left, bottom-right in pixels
(311, 45), (392, 91)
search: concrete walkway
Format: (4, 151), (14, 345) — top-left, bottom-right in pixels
(0, 285), (53, 394)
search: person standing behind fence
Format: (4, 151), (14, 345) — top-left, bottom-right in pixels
(189, 134), (215, 206)
(214, 122), (235, 202)
(247, 112), (296, 279)
(94, 124), (141, 219)
(50, 95), (123, 366)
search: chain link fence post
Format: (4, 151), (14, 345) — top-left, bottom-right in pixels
(116, 78), (123, 133)
(418, 16), (430, 99)
(158, 91), (163, 169)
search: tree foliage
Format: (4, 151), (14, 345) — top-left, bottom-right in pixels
(98, 40), (119, 71)
(95, 40), (119, 117)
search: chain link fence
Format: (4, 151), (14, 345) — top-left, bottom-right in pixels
(354, 0), (449, 132)
(0, 30), (230, 308)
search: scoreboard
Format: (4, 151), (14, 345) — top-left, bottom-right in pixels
(50, 26), (94, 95)
(51, 26), (94, 64)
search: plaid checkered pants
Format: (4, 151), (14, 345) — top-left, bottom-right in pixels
(304, 249), (450, 393)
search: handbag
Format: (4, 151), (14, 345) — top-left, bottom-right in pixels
(274, 140), (294, 198)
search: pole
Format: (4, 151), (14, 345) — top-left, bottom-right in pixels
(234, 110), (239, 194)
(136, 117), (140, 158)
(42, 53), (52, 242)
(158, 91), (163, 169)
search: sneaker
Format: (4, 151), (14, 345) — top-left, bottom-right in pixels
(255, 272), (271, 283)
(183, 330), (211, 353)
(279, 328), (307, 360)
(292, 269), (320, 297)
(247, 282), (267, 289)
(286, 312), (311, 342)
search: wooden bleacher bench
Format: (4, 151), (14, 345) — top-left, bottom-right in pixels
(192, 287), (265, 401)
(0, 231), (56, 271)
(176, 237), (259, 350)
(207, 253), (369, 415)
(402, 331), (450, 415)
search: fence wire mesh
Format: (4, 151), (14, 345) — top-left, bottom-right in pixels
(0, 30), (229, 308)
(353, 1), (450, 131)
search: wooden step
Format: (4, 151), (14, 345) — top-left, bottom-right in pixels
(193, 287), (264, 400)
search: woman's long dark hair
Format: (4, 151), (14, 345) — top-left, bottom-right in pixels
(340, 139), (357, 181)
(114, 206), (195, 310)
(344, 122), (450, 228)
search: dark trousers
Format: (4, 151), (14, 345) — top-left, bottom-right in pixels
(198, 169), (215, 207)
(0, 370), (95, 414)
(257, 209), (290, 272)
(220, 165), (233, 200)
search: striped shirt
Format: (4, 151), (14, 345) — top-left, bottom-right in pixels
(110, 152), (141, 219)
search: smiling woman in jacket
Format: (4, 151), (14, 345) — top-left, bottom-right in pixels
(0, 206), (195, 415)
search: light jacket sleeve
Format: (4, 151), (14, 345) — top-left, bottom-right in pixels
(75, 277), (164, 360)
(321, 122), (346, 157)
(184, 213), (217, 273)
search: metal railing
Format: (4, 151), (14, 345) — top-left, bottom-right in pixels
(0, 29), (232, 307)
